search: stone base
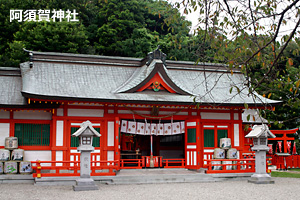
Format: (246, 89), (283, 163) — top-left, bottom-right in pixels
(73, 178), (99, 191)
(248, 173), (275, 184)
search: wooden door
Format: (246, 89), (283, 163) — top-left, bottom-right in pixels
(185, 119), (202, 169)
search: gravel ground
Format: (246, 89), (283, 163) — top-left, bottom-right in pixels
(1, 177), (299, 200)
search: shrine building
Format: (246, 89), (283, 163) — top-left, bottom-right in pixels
(0, 48), (280, 170)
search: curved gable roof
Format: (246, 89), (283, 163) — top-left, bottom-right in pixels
(113, 59), (192, 95)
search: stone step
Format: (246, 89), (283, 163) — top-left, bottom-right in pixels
(0, 174), (34, 184)
(1, 169), (253, 185)
(108, 174), (217, 185)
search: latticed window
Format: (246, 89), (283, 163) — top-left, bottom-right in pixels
(187, 129), (196, 143)
(204, 129), (228, 147)
(14, 123), (50, 146)
(70, 127), (100, 147)
(217, 129), (228, 147)
(204, 129), (214, 147)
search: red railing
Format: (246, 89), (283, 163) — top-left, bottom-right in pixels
(119, 158), (185, 169)
(120, 159), (143, 169)
(143, 156), (163, 168)
(203, 151), (214, 167)
(162, 159), (185, 168)
(31, 160), (119, 178)
(91, 160), (119, 176)
(205, 158), (256, 174)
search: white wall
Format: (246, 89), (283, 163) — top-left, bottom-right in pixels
(107, 121), (114, 146)
(234, 113), (239, 120)
(187, 122), (196, 126)
(67, 109), (104, 117)
(118, 110), (132, 114)
(107, 151), (114, 161)
(0, 123), (10, 146)
(13, 110), (52, 120)
(0, 110), (10, 119)
(24, 151), (51, 163)
(201, 112), (230, 120)
(55, 151), (63, 166)
(57, 108), (64, 116)
(159, 111), (188, 115)
(234, 124), (239, 146)
(56, 120), (64, 146)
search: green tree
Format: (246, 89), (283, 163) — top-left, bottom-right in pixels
(175, 0), (300, 129)
(95, 0), (191, 57)
(0, 0), (193, 65)
(1, 21), (89, 67)
(0, 0), (93, 66)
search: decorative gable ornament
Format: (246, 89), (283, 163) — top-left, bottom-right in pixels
(152, 81), (161, 92)
(146, 45), (166, 66)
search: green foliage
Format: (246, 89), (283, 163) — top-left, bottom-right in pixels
(0, 41), (26, 67)
(94, 0), (192, 57)
(0, 0), (92, 66)
(15, 21), (89, 53)
(116, 28), (157, 57)
(174, 0), (300, 129)
(254, 41), (300, 129)
(0, 0), (195, 65)
(1, 21), (89, 66)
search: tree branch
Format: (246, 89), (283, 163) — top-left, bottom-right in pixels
(251, 16), (300, 92)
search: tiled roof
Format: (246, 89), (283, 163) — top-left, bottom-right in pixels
(0, 67), (25, 105)
(11, 50), (282, 106)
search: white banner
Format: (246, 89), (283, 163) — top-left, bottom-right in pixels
(172, 122), (180, 134)
(164, 123), (172, 135)
(121, 120), (127, 132)
(145, 123), (151, 135)
(157, 124), (164, 135)
(151, 123), (157, 135)
(180, 121), (185, 133)
(136, 122), (145, 135)
(121, 120), (184, 135)
(127, 121), (136, 134)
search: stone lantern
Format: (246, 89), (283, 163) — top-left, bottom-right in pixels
(246, 124), (275, 184)
(72, 120), (101, 191)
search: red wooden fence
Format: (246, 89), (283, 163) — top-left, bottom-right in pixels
(31, 160), (118, 178)
(205, 158), (272, 174)
(119, 158), (185, 169)
(205, 158), (256, 174)
(271, 155), (300, 170)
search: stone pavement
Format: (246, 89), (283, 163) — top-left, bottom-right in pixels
(32, 169), (253, 185)
(1, 177), (300, 200)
